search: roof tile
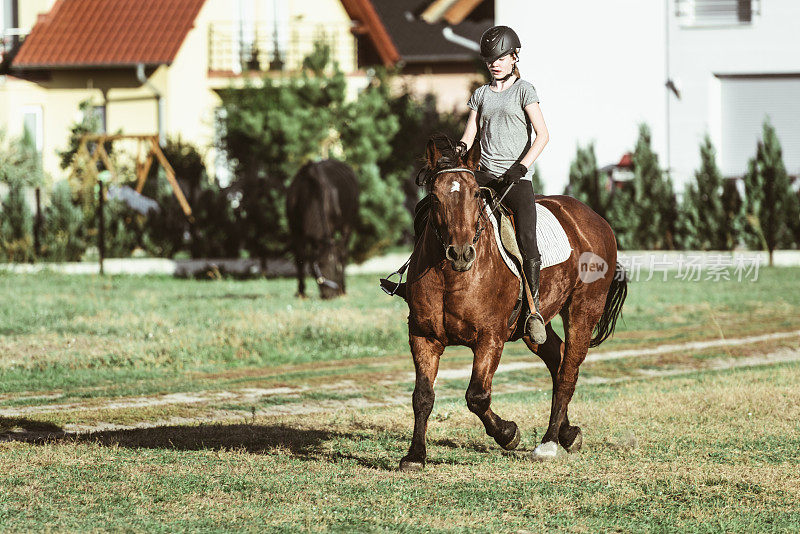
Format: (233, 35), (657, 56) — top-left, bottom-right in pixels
(13, 0), (206, 68)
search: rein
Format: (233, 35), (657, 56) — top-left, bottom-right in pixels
(431, 167), (489, 251)
(380, 166), (514, 297)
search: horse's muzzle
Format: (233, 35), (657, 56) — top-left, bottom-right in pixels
(446, 243), (476, 271)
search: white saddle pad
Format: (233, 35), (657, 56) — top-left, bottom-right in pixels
(486, 202), (573, 278)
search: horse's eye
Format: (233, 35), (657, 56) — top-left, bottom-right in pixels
(474, 191), (480, 198)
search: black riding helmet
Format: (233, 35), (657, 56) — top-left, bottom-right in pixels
(480, 25), (521, 63)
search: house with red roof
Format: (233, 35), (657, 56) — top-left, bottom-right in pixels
(0, 0), (490, 183)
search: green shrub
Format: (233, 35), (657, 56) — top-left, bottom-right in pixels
(41, 182), (87, 261)
(0, 184), (34, 262)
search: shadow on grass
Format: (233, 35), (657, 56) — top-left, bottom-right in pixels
(2, 420), (412, 469)
(1, 416), (63, 434)
(177, 293), (265, 300)
(0, 417), (514, 470)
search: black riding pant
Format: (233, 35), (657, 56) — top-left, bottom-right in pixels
(493, 180), (541, 264)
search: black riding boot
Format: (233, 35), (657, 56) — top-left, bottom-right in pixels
(523, 258), (547, 344)
(502, 181), (547, 344)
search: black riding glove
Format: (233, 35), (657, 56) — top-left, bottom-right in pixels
(502, 163), (528, 185)
(454, 141), (468, 161)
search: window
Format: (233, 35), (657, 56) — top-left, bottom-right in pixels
(676, 0), (759, 27)
(92, 105), (107, 134)
(21, 105), (43, 153)
(719, 75), (800, 178)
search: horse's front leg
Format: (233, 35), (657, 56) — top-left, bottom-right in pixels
(466, 337), (520, 451)
(400, 335), (444, 471)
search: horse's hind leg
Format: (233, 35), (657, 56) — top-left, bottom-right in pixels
(525, 324), (582, 452)
(532, 301), (596, 460)
(294, 249), (307, 298)
(466, 337), (520, 451)
(400, 335), (444, 471)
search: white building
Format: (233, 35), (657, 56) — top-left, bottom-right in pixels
(497, 0), (799, 194)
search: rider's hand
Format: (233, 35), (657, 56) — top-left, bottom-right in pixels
(454, 141), (468, 161)
(502, 163), (528, 185)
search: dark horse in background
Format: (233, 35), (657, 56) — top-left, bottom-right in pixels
(286, 160), (359, 299)
(398, 137), (627, 470)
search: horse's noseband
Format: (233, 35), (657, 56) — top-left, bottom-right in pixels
(430, 168), (487, 252)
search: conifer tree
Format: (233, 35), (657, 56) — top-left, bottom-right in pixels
(631, 124), (677, 249)
(721, 178), (744, 250)
(677, 136), (728, 250)
(605, 185), (637, 250)
(566, 142), (610, 218)
(743, 119), (798, 266)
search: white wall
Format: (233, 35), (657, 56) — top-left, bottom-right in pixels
(668, 0), (800, 183)
(497, 0), (666, 194)
(497, 0), (800, 194)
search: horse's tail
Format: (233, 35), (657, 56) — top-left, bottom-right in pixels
(589, 262), (628, 348)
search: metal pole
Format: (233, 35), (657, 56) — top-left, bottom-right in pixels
(665, 0), (671, 176)
(97, 170), (111, 275)
(97, 179), (105, 276)
(34, 187), (42, 259)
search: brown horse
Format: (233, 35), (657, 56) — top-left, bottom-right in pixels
(400, 137), (627, 470)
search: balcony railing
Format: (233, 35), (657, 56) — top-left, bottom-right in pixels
(208, 21), (357, 75)
(675, 0), (761, 27)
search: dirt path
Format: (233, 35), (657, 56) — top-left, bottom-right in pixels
(436, 328), (800, 380)
(2, 330), (799, 437)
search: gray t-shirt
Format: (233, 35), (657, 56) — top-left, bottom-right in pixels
(467, 78), (539, 180)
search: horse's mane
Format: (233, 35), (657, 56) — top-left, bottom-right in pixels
(416, 134), (462, 189)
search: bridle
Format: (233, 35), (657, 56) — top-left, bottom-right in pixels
(312, 261), (340, 290)
(311, 238), (341, 291)
(429, 166), (514, 252)
(428, 167), (488, 253)
(380, 163), (515, 296)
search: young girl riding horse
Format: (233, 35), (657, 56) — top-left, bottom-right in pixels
(455, 25), (550, 344)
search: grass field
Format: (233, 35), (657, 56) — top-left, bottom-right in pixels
(1, 269), (800, 531)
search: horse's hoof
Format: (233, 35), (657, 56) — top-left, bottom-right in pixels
(499, 424), (521, 451)
(565, 428), (583, 453)
(530, 441), (559, 461)
(399, 457), (424, 472)
(560, 426), (583, 453)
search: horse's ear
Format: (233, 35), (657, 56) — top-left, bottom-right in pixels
(464, 138), (480, 170)
(425, 137), (443, 169)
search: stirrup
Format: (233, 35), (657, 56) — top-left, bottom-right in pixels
(525, 310), (547, 343)
(380, 271), (404, 296)
(380, 257), (410, 296)
(527, 310), (545, 325)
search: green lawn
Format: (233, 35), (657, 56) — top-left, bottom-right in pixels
(1, 269), (799, 531)
(1, 362), (798, 532)
(2, 268), (799, 401)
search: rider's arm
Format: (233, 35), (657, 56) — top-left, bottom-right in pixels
(459, 109), (479, 151)
(519, 103), (549, 169)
